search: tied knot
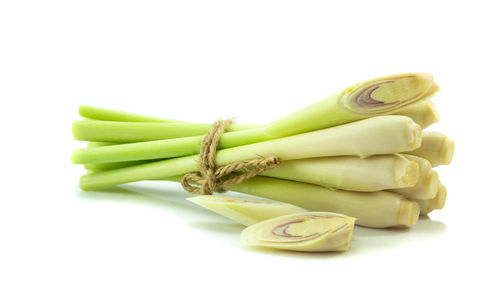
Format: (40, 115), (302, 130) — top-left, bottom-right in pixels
(181, 120), (281, 195)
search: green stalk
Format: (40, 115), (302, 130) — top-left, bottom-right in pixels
(79, 105), (180, 122)
(80, 105), (259, 130)
(85, 160), (150, 172)
(265, 72), (439, 136)
(222, 176), (419, 228)
(85, 154), (419, 192)
(75, 73), (438, 144)
(72, 115), (420, 165)
(73, 120), (258, 143)
(76, 98), (438, 143)
(78, 115), (421, 190)
(72, 127), (273, 164)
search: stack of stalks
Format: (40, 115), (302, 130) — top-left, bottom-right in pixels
(72, 73), (453, 234)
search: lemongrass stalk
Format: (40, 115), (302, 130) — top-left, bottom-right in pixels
(79, 105), (180, 122)
(76, 73), (436, 144)
(219, 176), (419, 228)
(391, 155), (439, 200)
(72, 127), (272, 164)
(187, 195), (307, 226)
(394, 100), (440, 129)
(406, 132), (455, 167)
(77, 100), (437, 143)
(86, 154), (420, 192)
(87, 142), (114, 147)
(79, 105), (260, 130)
(241, 212), (355, 252)
(73, 115), (421, 165)
(416, 183), (447, 215)
(84, 160), (150, 172)
(73, 120), (259, 143)
(260, 154), (419, 191)
(265, 72), (439, 137)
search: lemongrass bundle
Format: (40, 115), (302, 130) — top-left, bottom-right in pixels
(71, 72), (453, 255)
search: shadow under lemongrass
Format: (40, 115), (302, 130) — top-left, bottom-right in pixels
(76, 180), (213, 218)
(76, 180), (447, 258)
(350, 216), (447, 253)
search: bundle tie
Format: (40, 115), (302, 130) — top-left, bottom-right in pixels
(181, 120), (281, 194)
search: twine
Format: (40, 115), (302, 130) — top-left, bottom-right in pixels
(181, 120), (281, 195)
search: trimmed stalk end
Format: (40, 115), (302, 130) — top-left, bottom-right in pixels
(394, 157), (420, 188)
(441, 138), (455, 165)
(424, 170), (440, 199)
(423, 101), (441, 128)
(408, 122), (422, 151)
(342, 72), (440, 115)
(435, 184), (447, 210)
(397, 199), (420, 226)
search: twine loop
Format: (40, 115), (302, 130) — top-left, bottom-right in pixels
(181, 120), (281, 194)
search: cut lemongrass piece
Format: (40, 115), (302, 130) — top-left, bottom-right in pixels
(241, 212), (356, 252)
(265, 72), (439, 136)
(392, 155), (439, 200)
(406, 132), (455, 167)
(260, 154), (419, 191)
(416, 183), (447, 215)
(186, 195), (307, 226)
(394, 100), (440, 129)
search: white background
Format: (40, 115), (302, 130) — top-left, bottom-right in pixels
(1, 1), (499, 303)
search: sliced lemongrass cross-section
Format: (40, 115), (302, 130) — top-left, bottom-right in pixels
(406, 132), (455, 167)
(186, 195), (307, 226)
(416, 183), (447, 215)
(265, 72), (439, 136)
(391, 155), (439, 200)
(241, 212), (356, 252)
